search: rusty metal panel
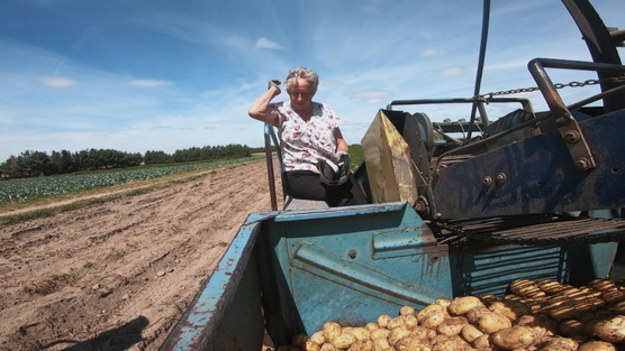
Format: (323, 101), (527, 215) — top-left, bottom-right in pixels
(362, 110), (418, 204)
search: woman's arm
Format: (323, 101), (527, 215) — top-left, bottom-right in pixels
(248, 87), (280, 126)
(334, 128), (349, 153)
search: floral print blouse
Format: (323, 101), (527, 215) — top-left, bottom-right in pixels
(270, 101), (342, 173)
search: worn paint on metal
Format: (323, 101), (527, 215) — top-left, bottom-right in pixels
(362, 110), (418, 204)
(158, 212), (278, 351)
(160, 203), (618, 349)
(263, 202), (452, 335)
(432, 109), (625, 220)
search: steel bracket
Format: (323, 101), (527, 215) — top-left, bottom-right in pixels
(554, 113), (596, 171)
(529, 58), (597, 171)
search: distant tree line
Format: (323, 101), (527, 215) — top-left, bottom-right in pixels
(0, 144), (260, 179)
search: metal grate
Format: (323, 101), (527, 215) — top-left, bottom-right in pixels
(442, 216), (625, 246)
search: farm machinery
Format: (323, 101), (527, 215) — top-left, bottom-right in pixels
(160, 0), (625, 350)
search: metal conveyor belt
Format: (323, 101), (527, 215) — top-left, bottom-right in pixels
(442, 216), (625, 246)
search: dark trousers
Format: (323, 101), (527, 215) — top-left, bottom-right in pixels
(285, 171), (368, 207)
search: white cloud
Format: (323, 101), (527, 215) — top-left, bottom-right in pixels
(255, 37), (282, 50)
(38, 76), (76, 88)
(439, 66), (468, 77)
(222, 35), (248, 49)
(203, 90), (222, 96)
(349, 90), (392, 104)
(420, 31), (438, 41)
(420, 48), (437, 57)
(129, 79), (172, 87)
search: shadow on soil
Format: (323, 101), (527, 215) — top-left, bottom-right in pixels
(45, 316), (149, 351)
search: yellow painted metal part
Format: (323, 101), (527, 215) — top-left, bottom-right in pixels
(361, 110), (418, 204)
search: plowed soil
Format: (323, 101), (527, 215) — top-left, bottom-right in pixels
(0, 160), (278, 351)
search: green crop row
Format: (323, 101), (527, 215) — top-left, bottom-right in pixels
(0, 157), (260, 204)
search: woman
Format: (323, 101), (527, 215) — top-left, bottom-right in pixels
(248, 67), (367, 207)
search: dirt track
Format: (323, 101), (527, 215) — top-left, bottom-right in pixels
(0, 160), (277, 351)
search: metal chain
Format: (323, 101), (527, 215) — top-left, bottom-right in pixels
(480, 75), (625, 99)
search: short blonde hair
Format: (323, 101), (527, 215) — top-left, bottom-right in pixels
(285, 67), (319, 95)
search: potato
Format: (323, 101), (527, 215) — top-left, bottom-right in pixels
(364, 322), (379, 331)
(537, 280), (568, 294)
(394, 335), (431, 351)
(576, 297), (606, 313)
(543, 295), (570, 310)
(387, 316), (406, 329)
(517, 314), (558, 338)
(323, 321), (342, 340)
(465, 305), (491, 323)
(389, 326), (412, 346)
(403, 314), (419, 329)
(370, 328), (390, 341)
(331, 332), (357, 349)
(411, 326), (436, 341)
(476, 312), (512, 334)
(460, 324), (483, 343)
(348, 327), (371, 341)
(435, 299), (452, 309)
(510, 279), (535, 292)
(489, 299), (532, 322)
(372, 338), (391, 351)
(558, 319), (584, 337)
(547, 301), (581, 321)
(377, 315), (392, 329)
(472, 333), (492, 350)
(613, 300), (625, 315)
(348, 340), (373, 351)
(478, 294), (499, 305)
(601, 290), (625, 304)
(537, 336), (578, 351)
(305, 340), (321, 351)
(289, 279), (625, 351)
(436, 316), (468, 336)
(511, 280), (543, 298)
(430, 332), (455, 342)
(432, 338), (472, 351)
(560, 287), (581, 297)
(417, 304), (445, 323)
(491, 326), (538, 350)
(400, 305), (416, 316)
(588, 279), (617, 292)
(421, 311), (446, 329)
(590, 315), (625, 343)
(578, 341), (616, 351)
(448, 296), (483, 316)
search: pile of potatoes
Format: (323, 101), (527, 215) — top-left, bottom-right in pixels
(277, 278), (625, 351)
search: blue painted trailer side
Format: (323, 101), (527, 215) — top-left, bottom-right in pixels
(259, 202), (617, 345)
(159, 211), (276, 351)
(160, 203), (617, 350)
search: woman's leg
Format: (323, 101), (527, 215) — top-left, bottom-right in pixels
(285, 171), (326, 201)
(325, 173), (368, 207)
(286, 171), (369, 206)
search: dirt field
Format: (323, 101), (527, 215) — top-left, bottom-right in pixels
(0, 160), (279, 351)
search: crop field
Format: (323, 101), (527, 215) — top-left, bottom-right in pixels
(0, 156), (260, 204)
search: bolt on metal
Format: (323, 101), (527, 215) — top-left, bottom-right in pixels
(575, 158), (591, 171)
(496, 173), (507, 183)
(483, 176), (493, 186)
(564, 130), (581, 143)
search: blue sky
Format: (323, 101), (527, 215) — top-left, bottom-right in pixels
(1, 0), (623, 161)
